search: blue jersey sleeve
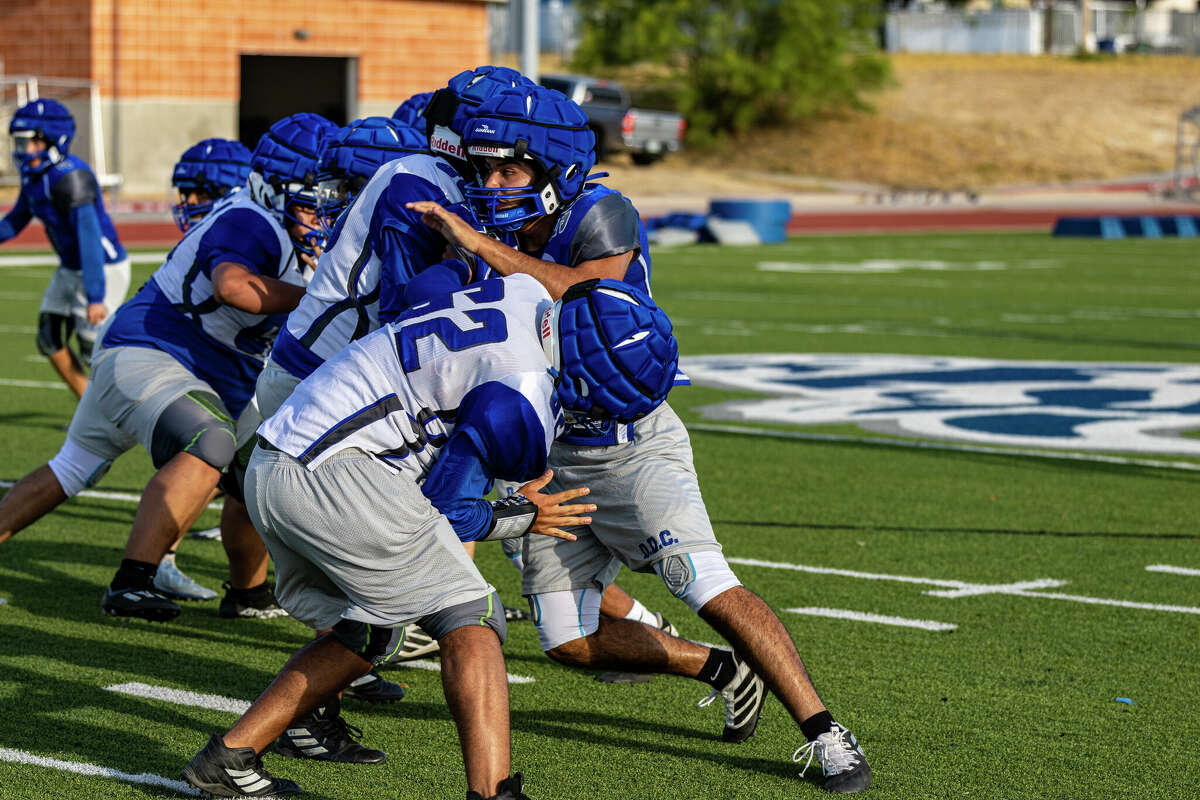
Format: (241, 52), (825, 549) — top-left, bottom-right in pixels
(0, 190), (33, 242)
(70, 203), (107, 303)
(372, 173), (476, 323)
(401, 258), (473, 309)
(199, 208), (284, 278)
(421, 381), (552, 542)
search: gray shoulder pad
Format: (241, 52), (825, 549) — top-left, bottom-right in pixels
(50, 167), (99, 211)
(567, 193), (642, 266)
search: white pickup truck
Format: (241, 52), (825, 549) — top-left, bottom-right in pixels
(539, 73), (686, 165)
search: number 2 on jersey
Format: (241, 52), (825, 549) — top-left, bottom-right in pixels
(395, 281), (508, 372)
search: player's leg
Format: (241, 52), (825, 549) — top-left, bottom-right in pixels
(37, 266), (93, 397)
(70, 257), (130, 373)
(95, 348), (238, 620)
(0, 371), (130, 544)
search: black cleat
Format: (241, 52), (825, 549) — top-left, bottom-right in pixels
(101, 586), (181, 622)
(219, 581), (288, 620)
(181, 733), (301, 797)
(466, 773), (533, 800)
(503, 604), (532, 622)
(274, 697), (386, 764)
(698, 652), (765, 743)
(793, 722), (873, 794)
(343, 669), (406, 703)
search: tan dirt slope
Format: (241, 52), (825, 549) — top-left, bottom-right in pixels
(620, 54), (1200, 192)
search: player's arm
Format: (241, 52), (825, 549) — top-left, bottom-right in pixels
(204, 208), (305, 314)
(211, 262), (305, 314)
(51, 169), (109, 320)
(375, 174), (477, 322)
(420, 381), (591, 542)
(0, 189), (33, 244)
(407, 194), (637, 299)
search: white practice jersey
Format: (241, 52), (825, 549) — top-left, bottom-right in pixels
(275, 154), (468, 374)
(149, 190), (305, 359)
(260, 273), (563, 482)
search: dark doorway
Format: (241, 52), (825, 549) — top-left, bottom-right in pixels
(238, 55), (358, 148)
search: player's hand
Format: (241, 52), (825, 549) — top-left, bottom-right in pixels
(299, 242), (323, 273)
(517, 470), (593, 541)
(86, 302), (108, 325)
(407, 200), (484, 254)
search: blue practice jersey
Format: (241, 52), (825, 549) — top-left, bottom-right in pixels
(0, 154), (126, 303)
(260, 274), (564, 542)
(101, 191), (306, 416)
(271, 154), (478, 381)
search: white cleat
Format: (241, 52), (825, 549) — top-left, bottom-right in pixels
(154, 554), (218, 601)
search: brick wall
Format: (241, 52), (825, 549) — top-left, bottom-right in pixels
(89, 0), (490, 102)
(0, 0), (92, 80)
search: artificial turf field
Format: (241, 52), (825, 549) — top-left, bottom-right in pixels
(0, 231), (1197, 799)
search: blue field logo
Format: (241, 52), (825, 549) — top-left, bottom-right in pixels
(681, 354), (1200, 455)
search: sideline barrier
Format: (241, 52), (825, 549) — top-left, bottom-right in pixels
(1052, 215), (1200, 239)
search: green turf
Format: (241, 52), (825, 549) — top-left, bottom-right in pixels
(0, 235), (1198, 799)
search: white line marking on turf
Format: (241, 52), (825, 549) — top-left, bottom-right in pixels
(732, 558), (1200, 615)
(785, 607), (957, 631)
(924, 579), (1068, 598)
(689, 423), (1200, 473)
(394, 659), (535, 684)
(105, 682), (251, 714)
(0, 747), (199, 795)
(0, 324), (38, 334)
(0, 377), (67, 390)
(1145, 564), (1200, 577)
(0, 251), (168, 268)
(0, 480), (224, 512)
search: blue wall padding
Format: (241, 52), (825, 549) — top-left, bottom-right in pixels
(708, 199), (792, 243)
(1053, 215), (1200, 238)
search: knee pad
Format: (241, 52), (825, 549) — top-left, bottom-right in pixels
(530, 587), (603, 652)
(149, 391), (237, 470)
(418, 590), (507, 647)
(47, 438), (114, 497)
(653, 551), (742, 614)
(500, 535), (525, 572)
(36, 312), (72, 356)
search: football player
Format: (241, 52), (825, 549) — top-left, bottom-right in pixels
(408, 84), (872, 793)
(181, 275), (677, 800)
(0, 99), (130, 397)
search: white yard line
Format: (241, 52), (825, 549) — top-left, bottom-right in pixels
(0, 747), (198, 796)
(785, 607), (957, 631)
(689, 423), (1200, 473)
(731, 557), (1200, 616)
(0, 252), (167, 268)
(0, 377), (67, 390)
(1145, 564), (1200, 577)
(0, 480), (223, 512)
(391, 659), (535, 684)
(105, 682), (250, 714)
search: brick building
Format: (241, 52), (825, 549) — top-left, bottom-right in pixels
(0, 0), (492, 195)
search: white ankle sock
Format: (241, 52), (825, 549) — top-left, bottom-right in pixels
(623, 598), (658, 626)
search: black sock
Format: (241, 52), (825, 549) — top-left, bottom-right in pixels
(111, 559), (157, 591)
(800, 710), (835, 742)
(230, 580), (268, 597)
(698, 648), (736, 688)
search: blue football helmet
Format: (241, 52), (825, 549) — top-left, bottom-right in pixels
(171, 138), (253, 231)
(9, 98), (75, 173)
(248, 112), (337, 254)
(315, 116), (427, 223)
(463, 85), (596, 231)
(392, 91), (433, 130)
(423, 66), (535, 172)
(541, 279), (678, 423)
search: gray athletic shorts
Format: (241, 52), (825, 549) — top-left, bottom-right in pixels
(254, 356), (302, 420)
(40, 259), (131, 343)
(521, 402), (724, 596)
(245, 445), (497, 632)
(66, 345), (216, 460)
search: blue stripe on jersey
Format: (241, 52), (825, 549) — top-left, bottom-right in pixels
(271, 325), (327, 380)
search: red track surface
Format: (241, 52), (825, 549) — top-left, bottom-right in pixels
(4, 204), (1199, 248)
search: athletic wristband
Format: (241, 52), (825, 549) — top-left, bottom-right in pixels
(481, 494), (538, 541)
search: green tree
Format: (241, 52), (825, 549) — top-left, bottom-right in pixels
(571, 0), (890, 143)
